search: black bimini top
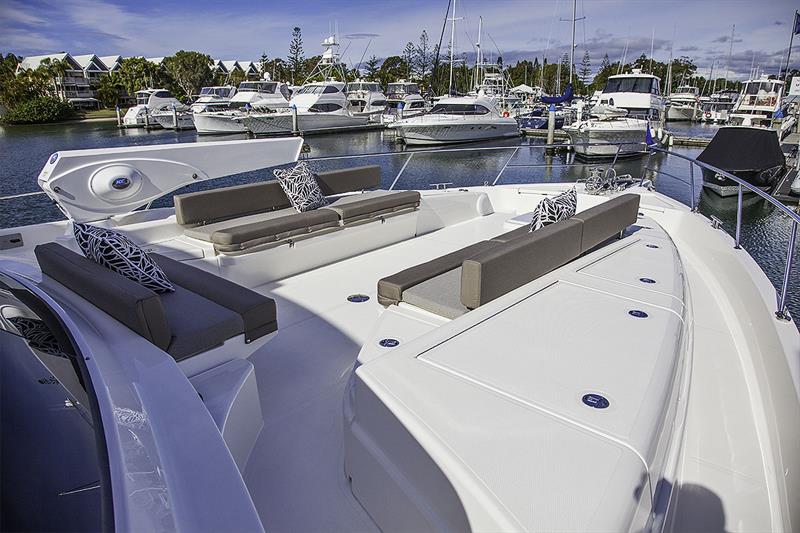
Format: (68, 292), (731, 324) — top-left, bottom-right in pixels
(697, 126), (785, 172)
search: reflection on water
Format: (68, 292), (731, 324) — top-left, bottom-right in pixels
(0, 121), (796, 320)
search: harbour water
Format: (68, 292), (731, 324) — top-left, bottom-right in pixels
(0, 121), (797, 319)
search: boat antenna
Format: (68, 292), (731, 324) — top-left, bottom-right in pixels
(649, 27), (655, 74)
(723, 24), (734, 90)
(474, 16), (482, 91)
(783, 10), (799, 84)
(665, 25), (675, 96)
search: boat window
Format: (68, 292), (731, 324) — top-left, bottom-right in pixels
(429, 103), (490, 115)
(409, 101), (426, 108)
(309, 103), (343, 112)
(0, 275), (111, 531)
(323, 85), (341, 94)
(370, 100), (387, 107)
(200, 87), (213, 95)
(604, 77), (654, 94)
(136, 97), (148, 105)
(406, 84), (420, 93)
(297, 85), (325, 95)
(652, 79), (660, 95)
(153, 91), (172, 98)
(280, 84), (291, 99)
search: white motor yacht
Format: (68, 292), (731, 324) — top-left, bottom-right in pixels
(346, 80), (388, 117)
(729, 75), (796, 139)
(1, 137), (798, 532)
(152, 86), (237, 130)
(238, 80), (368, 135)
(384, 80), (427, 121)
(193, 80), (291, 135)
(699, 89), (739, 123)
(665, 85), (700, 122)
(121, 89), (181, 128)
(564, 70), (666, 158)
(389, 94), (519, 145)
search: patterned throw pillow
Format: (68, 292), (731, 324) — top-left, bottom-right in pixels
(73, 222), (174, 293)
(7, 316), (66, 357)
(273, 162), (328, 212)
(529, 187), (577, 231)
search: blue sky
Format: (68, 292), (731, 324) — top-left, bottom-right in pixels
(1, 0), (797, 80)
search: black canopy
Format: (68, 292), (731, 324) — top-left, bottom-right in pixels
(697, 126), (785, 172)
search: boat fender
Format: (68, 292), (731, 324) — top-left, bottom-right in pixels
(502, 111), (510, 118)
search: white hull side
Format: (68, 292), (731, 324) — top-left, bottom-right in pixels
(193, 113), (249, 134)
(666, 105), (697, 122)
(152, 113), (195, 130)
(565, 125), (658, 157)
(393, 122), (519, 145)
(240, 113), (369, 135)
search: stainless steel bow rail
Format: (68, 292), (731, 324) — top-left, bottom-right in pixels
(1, 140), (796, 320)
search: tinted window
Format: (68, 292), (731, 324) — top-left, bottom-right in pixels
(410, 101), (426, 108)
(429, 103), (490, 115)
(154, 91), (172, 98)
(323, 85), (341, 94)
(309, 103), (343, 112)
(603, 77), (654, 94)
(370, 100), (387, 107)
(0, 276), (109, 531)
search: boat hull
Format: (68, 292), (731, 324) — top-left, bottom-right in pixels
(239, 113), (369, 135)
(392, 122), (519, 145)
(701, 167), (786, 196)
(666, 104), (697, 122)
(193, 112), (248, 134)
(564, 124), (657, 158)
(152, 112), (195, 130)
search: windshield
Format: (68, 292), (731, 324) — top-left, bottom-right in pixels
(603, 77), (654, 94)
(387, 83), (419, 94)
(350, 83), (380, 92)
(429, 103), (490, 115)
(239, 82), (277, 93)
(201, 87), (233, 97)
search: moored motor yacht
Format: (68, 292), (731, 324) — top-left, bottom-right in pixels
(1, 137), (798, 532)
(346, 80), (388, 117)
(193, 80), (291, 135)
(238, 80), (369, 135)
(389, 94), (519, 145)
(699, 126), (787, 196)
(699, 89), (739, 123)
(564, 70), (666, 158)
(729, 75), (796, 139)
(151, 85), (237, 130)
(665, 85), (700, 122)
(121, 89), (181, 128)
(384, 80), (427, 121)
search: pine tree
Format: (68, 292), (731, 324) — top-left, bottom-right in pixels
(600, 53), (610, 71)
(288, 27), (305, 84)
(415, 30), (432, 84)
(579, 50), (591, 86)
(364, 55), (381, 81)
(259, 52), (269, 79)
(403, 42), (416, 80)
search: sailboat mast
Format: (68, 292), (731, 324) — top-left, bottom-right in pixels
(724, 24), (734, 90)
(449, 0), (457, 95)
(649, 28), (655, 73)
(475, 16), (482, 91)
(569, 0), (577, 85)
(783, 10), (798, 84)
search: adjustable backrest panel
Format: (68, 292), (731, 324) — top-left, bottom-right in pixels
(573, 193), (640, 253)
(174, 181), (290, 227)
(314, 165), (381, 195)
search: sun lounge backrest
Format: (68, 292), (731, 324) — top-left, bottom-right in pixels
(572, 193), (640, 253)
(174, 181), (290, 227)
(34, 243), (171, 350)
(314, 165), (381, 195)
(460, 219), (583, 309)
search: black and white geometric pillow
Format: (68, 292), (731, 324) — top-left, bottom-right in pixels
(7, 316), (66, 357)
(529, 187), (577, 231)
(73, 222), (174, 293)
(273, 162), (328, 212)
(554, 186), (577, 217)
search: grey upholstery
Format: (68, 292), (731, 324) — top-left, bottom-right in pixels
(210, 209), (340, 252)
(35, 242), (171, 350)
(183, 209), (294, 242)
(151, 253), (277, 342)
(315, 165), (381, 195)
(402, 267), (468, 319)
(377, 240), (500, 306)
(324, 190), (421, 224)
(34, 243), (278, 361)
(573, 193), (640, 253)
(175, 181), (290, 227)
(490, 225), (530, 243)
(460, 219), (583, 309)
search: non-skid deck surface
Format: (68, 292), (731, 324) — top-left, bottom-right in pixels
(242, 212), (510, 531)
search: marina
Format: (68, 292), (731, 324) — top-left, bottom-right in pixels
(1, 1), (800, 532)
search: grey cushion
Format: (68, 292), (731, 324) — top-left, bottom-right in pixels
(159, 284), (244, 361)
(490, 225), (531, 243)
(461, 219), (584, 309)
(34, 243), (171, 350)
(377, 240), (501, 306)
(151, 253), (277, 342)
(572, 193), (640, 253)
(324, 190), (421, 224)
(402, 267), (468, 319)
(174, 181), (290, 227)
(211, 209), (341, 252)
(315, 165), (381, 195)
(184, 209), (295, 242)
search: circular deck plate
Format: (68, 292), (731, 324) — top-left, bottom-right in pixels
(379, 338), (400, 348)
(347, 294), (370, 303)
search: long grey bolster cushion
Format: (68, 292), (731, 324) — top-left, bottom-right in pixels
(572, 193), (640, 253)
(174, 181), (291, 227)
(377, 240), (501, 306)
(151, 253), (278, 342)
(210, 209), (340, 248)
(324, 190), (421, 224)
(34, 243), (172, 350)
(315, 165), (381, 195)
(460, 219), (584, 309)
